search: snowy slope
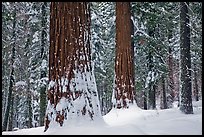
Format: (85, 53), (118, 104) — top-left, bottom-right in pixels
(2, 100), (202, 135)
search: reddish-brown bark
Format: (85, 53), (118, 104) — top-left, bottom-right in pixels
(114, 2), (135, 109)
(45, 2), (95, 131)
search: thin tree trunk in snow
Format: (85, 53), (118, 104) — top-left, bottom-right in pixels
(147, 51), (156, 109)
(180, 2), (193, 114)
(44, 2), (101, 131)
(27, 87), (33, 128)
(168, 46), (175, 107)
(39, 2), (48, 126)
(8, 96), (14, 131)
(143, 91), (147, 110)
(193, 65), (199, 101)
(161, 75), (167, 109)
(2, 5), (16, 132)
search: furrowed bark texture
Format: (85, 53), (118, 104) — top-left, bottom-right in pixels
(113, 2), (135, 109)
(45, 2), (100, 131)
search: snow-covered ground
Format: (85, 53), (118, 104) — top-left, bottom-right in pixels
(2, 100), (202, 135)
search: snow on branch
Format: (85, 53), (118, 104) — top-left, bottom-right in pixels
(15, 81), (27, 87)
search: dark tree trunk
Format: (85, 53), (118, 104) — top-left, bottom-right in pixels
(44, 2), (101, 132)
(2, 6), (16, 132)
(147, 51), (156, 110)
(143, 91), (147, 110)
(145, 26), (156, 110)
(180, 2), (193, 114)
(39, 2), (48, 126)
(161, 75), (167, 109)
(193, 65), (199, 101)
(200, 57), (202, 97)
(8, 96), (14, 131)
(152, 84), (156, 109)
(168, 46), (175, 105)
(27, 88), (33, 128)
(113, 2), (135, 109)
(24, 24), (33, 129)
(24, 34), (33, 128)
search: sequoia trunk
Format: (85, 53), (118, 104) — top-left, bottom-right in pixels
(44, 2), (101, 131)
(113, 2), (135, 109)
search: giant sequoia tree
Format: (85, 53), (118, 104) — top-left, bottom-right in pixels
(44, 2), (101, 131)
(112, 2), (135, 109)
(179, 2), (193, 114)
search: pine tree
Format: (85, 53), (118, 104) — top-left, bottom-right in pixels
(131, 2), (180, 109)
(44, 2), (101, 131)
(90, 2), (115, 115)
(189, 2), (202, 101)
(161, 74), (167, 109)
(112, 2), (135, 109)
(179, 2), (193, 114)
(2, 2), (49, 129)
(39, 2), (48, 126)
(2, 3), (17, 131)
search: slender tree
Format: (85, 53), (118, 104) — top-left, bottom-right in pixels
(146, 28), (157, 110)
(167, 46), (175, 108)
(179, 2), (193, 114)
(91, 2), (116, 116)
(8, 95), (14, 131)
(2, 4), (16, 131)
(112, 2), (135, 109)
(147, 46), (156, 109)
(27, 82), (33, 128)
(161, 74), (167, 109)
(44, 2), (101, 132)
(190, 2), (202, 102)
(193, 64), (199, 101)
(39, 2), (48, 126)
